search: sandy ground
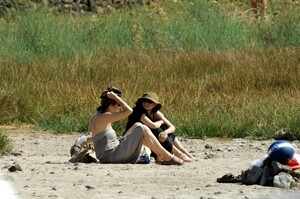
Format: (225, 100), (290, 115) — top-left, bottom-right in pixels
(1, 126), (300, 199)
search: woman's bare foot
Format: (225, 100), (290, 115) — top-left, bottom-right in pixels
(156, 155), (183, 165)
(179, 153), (194, 162)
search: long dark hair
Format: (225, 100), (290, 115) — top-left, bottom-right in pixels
(97, 98), (118, 113)
(96, 87), (122, 113)
(136, 98), (160, 114)
(124, 99), (144, 132)
(124, 98), (159, 132)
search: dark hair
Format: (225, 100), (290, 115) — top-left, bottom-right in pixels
(136, 98), (159, 114)
(96, 87), (122, 113)
(100, 87), (122, 99)
(124, 99), (157, 133)
(125, 101), (146, 132)
(97, 98), (118, 113)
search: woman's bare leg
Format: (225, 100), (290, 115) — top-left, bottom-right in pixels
(251, 0), (267, 17)
(123, 122), (144, 136)
(261, 0), (267, 17)
(173, 138), (195, 160)
(125, 123), (183, 165)
(139, 124), (183, 164)
(251, 0), (258, 15)
(171, 145), (193, 162)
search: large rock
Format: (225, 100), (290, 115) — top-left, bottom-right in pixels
(273, 172), (294, 189)
(259, 165), (272, 186)
(270, 161), (293, 176)
(242, 166), (263, 185)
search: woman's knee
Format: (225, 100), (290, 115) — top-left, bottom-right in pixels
(132, 123), (150, 134)
(132, 122), (143, 128)
(131, 123), (152, 137)
(138, 125), (152, 136)
(130, 123), (145, 133)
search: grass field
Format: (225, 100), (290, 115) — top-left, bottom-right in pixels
(1, 0), (300, 152)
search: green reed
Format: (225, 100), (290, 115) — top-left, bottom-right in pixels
(0, 1), (257, 62)
(0, 0), (300, 140)
(0, 132), (12, 153)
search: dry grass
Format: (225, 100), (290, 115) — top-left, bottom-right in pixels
(1, 48), (300, 138)
(0, 0), (300, 139)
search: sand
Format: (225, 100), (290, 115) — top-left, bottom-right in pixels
(1, 126), (300, 199)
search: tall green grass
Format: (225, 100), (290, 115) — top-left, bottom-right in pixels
(0, 1), (258, 62)
(1, 1), (299, 62)
(0, 132), (12, 154)
(0, 0), (300, 140)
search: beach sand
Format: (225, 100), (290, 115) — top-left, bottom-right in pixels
(1, 126), (300, 199)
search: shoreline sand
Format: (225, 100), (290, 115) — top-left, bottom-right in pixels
(1, 127), (300, 199)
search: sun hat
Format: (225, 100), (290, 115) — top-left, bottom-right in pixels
(139, 92), (161, 110)
(268, 140), (295, 164)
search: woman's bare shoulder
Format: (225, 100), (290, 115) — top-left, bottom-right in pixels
(155, 111), (165, 118)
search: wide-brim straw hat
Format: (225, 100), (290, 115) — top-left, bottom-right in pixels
(138, 92), (161, 110)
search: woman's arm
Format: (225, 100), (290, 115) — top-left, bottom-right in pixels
(155, 111), (175, 134)
(140, 114), (164, 129)
(102, 92), (133, 123)
(152, 111), (175, 143)
(90, 92), (133, 135)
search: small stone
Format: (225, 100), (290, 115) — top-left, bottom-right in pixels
(290, 181), (300, 189)
(288, 169), (300, 179)
(11, 152), (22, 156)
(85, 185), (94, 190)
(204, 153), (217, 159)
(8, 165), (22, 172)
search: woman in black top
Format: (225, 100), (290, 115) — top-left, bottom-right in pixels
(125, 92), (194, 162)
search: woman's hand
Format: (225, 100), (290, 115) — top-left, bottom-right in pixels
(158, 131), (168, 142)
(158, 120), (164, 126)
(107, 91), (118, 100)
